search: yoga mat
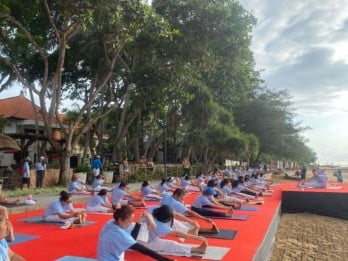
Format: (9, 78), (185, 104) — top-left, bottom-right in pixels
(210, 214), (249, 221)
(199, 229), (237, 240)
(55, 256), (96, 261)
(236, 206), (259, 211)
(2, 203), (28, 208)
(8, 233), (40, 246)
(21, 216), (95, 227)
(155, 245), (230, 260)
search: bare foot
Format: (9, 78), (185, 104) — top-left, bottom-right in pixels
(226, 207), (234, 217)
(191, 242), (207, 254)
(211, 222), (220, 234)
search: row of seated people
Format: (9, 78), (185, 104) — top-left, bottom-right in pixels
(29, 168), (276, 260)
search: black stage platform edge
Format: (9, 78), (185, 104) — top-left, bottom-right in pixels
(282, 191), (348, 220)
(253, 204), (281, 261)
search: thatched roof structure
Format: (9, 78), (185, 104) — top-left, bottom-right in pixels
(0, 134), (20, 151)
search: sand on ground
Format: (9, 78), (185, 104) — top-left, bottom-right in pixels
(270, 168), (348, 261)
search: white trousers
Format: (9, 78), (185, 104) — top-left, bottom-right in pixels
(140, 238), (191, 254)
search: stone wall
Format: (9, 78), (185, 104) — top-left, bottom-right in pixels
(5, 168), (74, 190)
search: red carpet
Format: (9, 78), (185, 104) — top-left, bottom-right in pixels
(8, 187), (283, 261)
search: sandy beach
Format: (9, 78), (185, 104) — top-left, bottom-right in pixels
(270, 168), (348, 261)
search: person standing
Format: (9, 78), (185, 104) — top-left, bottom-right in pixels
(21, 157), (31, 190)
(92, 155), (103, 177)
(337, 169), (344, 183)
(36, 156), (46, 189)
(182, 156), (191, 176)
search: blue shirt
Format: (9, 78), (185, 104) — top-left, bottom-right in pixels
(23, 161), (30, 178)
(92, 179), (105, 190)
(111, 188), (127, 205)
(92, 158), (103, 170)
(141, 186), (154, 197)
(160, 193), (187, 214)
(97, 220), (136, 261)
(87, 195), (108, 208)
(0, 239), (9, 261)
(146, 207), (172, 242)
(192, 194), (212, 208)
(43, 199), (73, 217)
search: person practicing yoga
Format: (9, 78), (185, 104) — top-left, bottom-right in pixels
(97, 205), (174, 261)
(0, 195), (20, 206)
(43, 191), (87, 229)
(68, 174), (90, 195)
(86, 189), (114, 213)
(191, 188), (234, 217)
(111, 181), (146, 208)
(0, 207), (25, 261)
(141, 180), (163, 200)
(139, 204), (207, 255)
(160, 189), (219, 235)
(180, 175), (201, 192)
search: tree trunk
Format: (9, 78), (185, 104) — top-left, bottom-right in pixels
(58, 150), (71, 186)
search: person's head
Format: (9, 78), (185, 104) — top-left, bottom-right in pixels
(113, 205), (135, 229)
(166, 176), (174, 183)
(152, 205), (174, 226)
(184, 175), (190, 180)
(220, 178), (230, 188)
(0, 213), (6, 240)
(119, 181), (128, 189)
(59, 191), (72, 205)
(142, 180), (149, 187)
(71, 174), (78, 182)
(172, 188), (185, 202)
(0, 207), (9, 240)
(160, 178), (167, 186)
(207, 179), (217, 188)
(98, 189), (108, 197)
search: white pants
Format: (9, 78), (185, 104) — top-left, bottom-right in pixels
(143, 193), (162, 200)
(183, 185), (200, 192)
(44, 214), (76, 224)
(224, 194), (245, 204)
(86, 205), (109, 213)
(93, 168), (100, 176)
(139, 238), (191, 254)
(172, 219), (194, 233)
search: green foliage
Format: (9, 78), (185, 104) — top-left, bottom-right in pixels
(75, 163), (90, 173)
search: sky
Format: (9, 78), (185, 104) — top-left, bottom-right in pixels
(2, 1), (348, 165)
(239, 0), (348, 166)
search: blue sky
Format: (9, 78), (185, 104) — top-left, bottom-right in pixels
(239, 0), (348, 165)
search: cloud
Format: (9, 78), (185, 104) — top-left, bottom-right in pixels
(240, 0), (348, 164)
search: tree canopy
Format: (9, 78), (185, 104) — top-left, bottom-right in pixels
(0, 0), (316, 184)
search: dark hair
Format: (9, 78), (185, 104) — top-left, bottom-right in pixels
(173, 188), (185, 197)
(59, 191), (71, 202)
(98, 189), (108, 196)
(184, 175), (189, 180)
(231, 180), (239, 188)
(152, 205), (174, 226)
(220, 178), (229, 188)
(160, 178), (166, 186)
(119, 181), (128, 188)
(207, 179), (217, 187)
(142, 180), (149, 187)
(113, 205), (134, 221)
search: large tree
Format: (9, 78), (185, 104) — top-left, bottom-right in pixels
(0, 0), (168, 185)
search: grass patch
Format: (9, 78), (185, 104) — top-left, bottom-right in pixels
(3, 187), (67, 197)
